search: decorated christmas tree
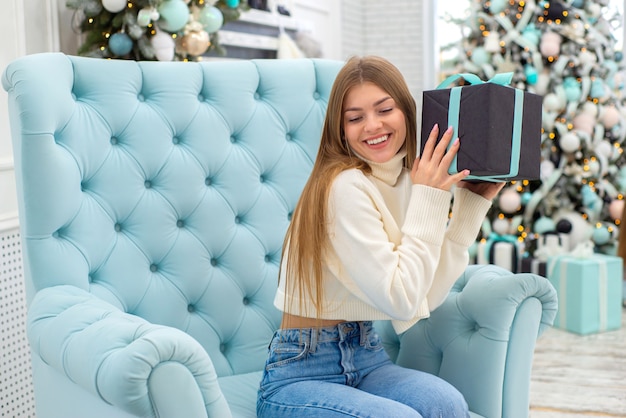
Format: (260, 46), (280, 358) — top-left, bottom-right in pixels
(66, 0), (248, 61)
(443, 0), (626, 257)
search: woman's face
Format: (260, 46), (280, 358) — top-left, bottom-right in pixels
(342, 82), (407, 164)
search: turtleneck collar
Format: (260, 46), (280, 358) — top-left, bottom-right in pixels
(354, 148), (407, 186)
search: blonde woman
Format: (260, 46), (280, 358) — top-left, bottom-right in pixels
(257, 56), (505, 417)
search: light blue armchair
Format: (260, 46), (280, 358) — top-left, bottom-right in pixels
(3, 53), (557, 418)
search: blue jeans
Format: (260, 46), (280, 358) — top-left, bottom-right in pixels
(257, 321), (470, 418)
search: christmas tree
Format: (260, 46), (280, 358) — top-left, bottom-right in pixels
(66, 0), (248, 61)
(443, 0), (626, 256)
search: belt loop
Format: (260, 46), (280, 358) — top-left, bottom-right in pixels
(359, 321), (367, 346)
(309, 328), (318, 353)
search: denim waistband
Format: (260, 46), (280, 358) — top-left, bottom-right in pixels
(272, 321), (374, 351)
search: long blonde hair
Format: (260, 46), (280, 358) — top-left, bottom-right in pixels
(281, 55), (418, 317)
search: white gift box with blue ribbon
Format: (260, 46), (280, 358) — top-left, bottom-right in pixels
(420, 72), (542, 181)
(547, 246), (623, 335)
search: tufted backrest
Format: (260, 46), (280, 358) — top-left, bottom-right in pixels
(4, 53), (342, 377)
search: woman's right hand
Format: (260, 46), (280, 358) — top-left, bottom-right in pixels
(411, 124), (469, 191)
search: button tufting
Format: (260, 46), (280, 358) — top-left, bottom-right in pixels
(286, 134), (292, 141)
(234, 216), (241, 224)
(210, 258), (218, 266)
(254, 92), (260, 100)
(198, 94), (205, 102)
(219, 343), (226, 353)
(205, 177), (212, 186)
(150, 264), (158, 272)
(187, 304), (195, 312)
(259, 175), (265, 183)
(110, 137), (118, 145)
(172, 137), (180, 145)
(287, 212), (293, 221)
(176, 220), (184, 228)
(52, 230), (60, 238)
(138, 93), (145, 101)
(80, 182), (87, 191)
(242, 297), (250, 305)
(230, 136), (236, 143)
(313, 92), (321, 99)
(144, 180), (152, 188)
(114, 223), (122, 232)
(264, 255), (271, 262)
(71, 92), (77, 101)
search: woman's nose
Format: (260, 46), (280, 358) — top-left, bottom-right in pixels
(364, 115), (383, 132)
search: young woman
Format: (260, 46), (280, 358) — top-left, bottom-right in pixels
(256, 56), (505, 417)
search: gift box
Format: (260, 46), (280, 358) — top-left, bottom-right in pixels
(521, 257), (547, 277)
(420, 73), (542, 181)
(547, 253), (623, 335)
(476, 235), (523, 272)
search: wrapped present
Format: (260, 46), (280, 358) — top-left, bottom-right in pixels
(547, 243), (623, 335)
(476, 234), (523, 272)
(521, 257), (546, 277)
(421, 72), (542, 181)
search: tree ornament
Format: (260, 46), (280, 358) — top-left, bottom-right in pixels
(544, 1), (567, 21)
(138, 7), (160, 27)
(534, 216), (556, 234)
(563, 77), (581, 102)
(158, 0), (190, 33)
(492, 218), (510, 235)
(524, 64), (538, 85)
(609, 199), (625, 221)
(600, 105), (621, 129)
(556, 210), (593, 249)
(109, 32), (133, 56)
(559, 132), (580, 153)
(542, 92), (564, 113)
(572, 113), (595, 136)
(592, 225), (611, 245)
(489, 0), (508, 14)
(102, 0), (127, 13)
(470, 46), (491, 66)
(199, 6), (224, 33)
(499, 188), (522, 214)
(151, 30), (176, 61)
(225, 0), (240, 7)
(181, 30), (210, 56)
(540, 32), (561, 57)
(484, 33), (501, 53)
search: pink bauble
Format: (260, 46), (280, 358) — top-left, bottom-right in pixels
(601, 105), (621, 129)
(572, 113), (595, 135)
(609, 199), (625, 221)
(540, 32), (561, 57)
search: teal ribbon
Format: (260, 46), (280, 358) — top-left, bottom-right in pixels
(437, 72), (524, 182)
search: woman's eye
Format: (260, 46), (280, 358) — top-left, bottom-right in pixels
(379, 108), (393, 114)
(347, 116), (362, 123)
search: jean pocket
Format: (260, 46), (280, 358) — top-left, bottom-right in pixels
(265, 341), (309, 370)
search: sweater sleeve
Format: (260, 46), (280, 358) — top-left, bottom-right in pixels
(426, 187), (493, 309)
(326, 170), (452, 321)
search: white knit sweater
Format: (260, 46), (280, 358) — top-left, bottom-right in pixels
(274, 151), (493, 333)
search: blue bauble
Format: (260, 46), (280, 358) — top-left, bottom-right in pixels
(199, 6), (224, 33)
(563, 77), (581, 102)
(225, 0), (240, 7)
(615, 51), (623, 62)
(521, 192), (532, 206)
(534, 216), (556, 234)
(489, 0), (508, 14)
(524, 64), (538, 85)
(592, 226), (610, 245)
(158, 0), (190, 33)
(471, 47), (491, 66)
(108, 32), (133, 56)
(571, 0), (585, 8)
(590, 79), (605, 99)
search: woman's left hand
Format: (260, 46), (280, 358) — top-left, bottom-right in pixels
(457, 181), (506, 201)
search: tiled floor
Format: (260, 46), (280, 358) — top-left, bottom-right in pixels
(529, 308), (626, 417)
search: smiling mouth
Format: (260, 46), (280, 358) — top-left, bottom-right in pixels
(366, 134), (389, 145)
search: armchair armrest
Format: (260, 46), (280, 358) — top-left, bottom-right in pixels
(27, 285), (232, 418)
(395, 265), (557, 418)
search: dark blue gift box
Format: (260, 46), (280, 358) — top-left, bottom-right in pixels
(420, 73), (542, 182)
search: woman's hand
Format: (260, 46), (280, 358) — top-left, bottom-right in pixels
(457, 181), (506, 200)
(411, 124), (469, 191)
